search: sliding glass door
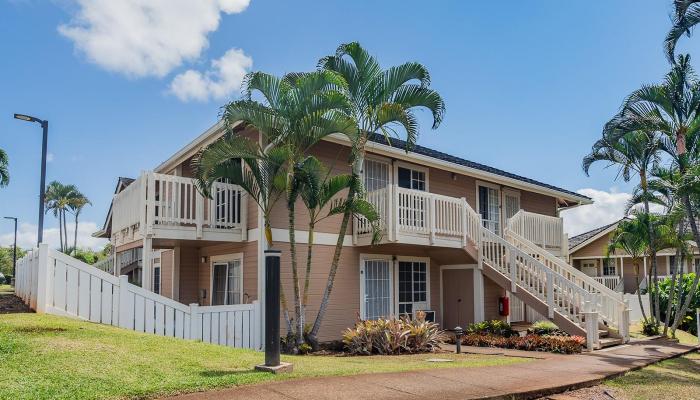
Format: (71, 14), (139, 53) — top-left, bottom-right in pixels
(212, 260), (242, 305)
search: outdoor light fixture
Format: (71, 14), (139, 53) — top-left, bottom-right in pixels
(13, 112), (49, 246)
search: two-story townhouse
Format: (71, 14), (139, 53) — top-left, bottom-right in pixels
(96, 121), (630, 348)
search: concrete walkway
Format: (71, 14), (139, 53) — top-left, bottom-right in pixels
(163, 339), (698, 400)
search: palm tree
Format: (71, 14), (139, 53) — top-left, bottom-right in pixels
(44, 181), (79, 252)
(583, 130), (663, 323)
(665, 1), (700, 63)
(309, 42), (445, 344)
(68, 191), (91, 252)
(195, 70), (357, 349)
(602, 55), (700, 329)
(0, 149), (8, 187)
(295, 157), (380, 332)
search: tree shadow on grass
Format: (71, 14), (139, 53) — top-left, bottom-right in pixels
(199, 369), (265, 378)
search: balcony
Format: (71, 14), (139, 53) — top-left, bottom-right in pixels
(111, 172), (247, 247)
(505, 210), (569, 259)
(353, 186), (482, 249)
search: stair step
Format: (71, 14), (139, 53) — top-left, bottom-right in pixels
(598, 329), (609, 338)
(598, 337), (623, 349)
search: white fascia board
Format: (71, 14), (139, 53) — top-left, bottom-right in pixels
(324, 133), (592, 206)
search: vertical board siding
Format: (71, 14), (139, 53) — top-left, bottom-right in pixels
(14, 246), (261, 351)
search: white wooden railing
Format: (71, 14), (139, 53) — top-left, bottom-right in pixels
(506, 210), (568, 258)
(92, 255), (115, 274)
(15, 245), (261, 350)
(593, 276), (622, 292)
(111, 172), (247, 245)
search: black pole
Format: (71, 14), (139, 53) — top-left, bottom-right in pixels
(37, 121), (48, 245)
(11, 218), (17, 277)
(264, 249), (281, 367)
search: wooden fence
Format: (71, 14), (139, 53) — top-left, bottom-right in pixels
(15, 244), (261, 350)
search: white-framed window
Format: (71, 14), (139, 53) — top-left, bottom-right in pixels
(395, 162), (428, 192)
(211, 255), (243, 305)
(359, 255), (430, 320)
(602, 259), (616, 276)
(477, 182), (501, 234)
(363, 158), (391, 192)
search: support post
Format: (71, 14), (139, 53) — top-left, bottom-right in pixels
(546, 270), (554, 318)
(583, 298), (599, 351)
(35, 243), (50, 313)
(142, 237), (153, 292)
(255, 250), (292, 373)
(428, 196), (436, 244)
(621, 299), (630, 343)
(189, 303), (202, 340)
(507, 247), (516, 292)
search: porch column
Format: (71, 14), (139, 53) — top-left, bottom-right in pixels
(142, 236), (153, 291)
(473, 267), (485, 322)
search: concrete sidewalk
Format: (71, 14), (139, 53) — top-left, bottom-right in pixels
(163, 339), (698, 400)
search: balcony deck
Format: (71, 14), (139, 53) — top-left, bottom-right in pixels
(112, 172), (247, 247)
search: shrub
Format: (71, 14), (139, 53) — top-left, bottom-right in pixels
(465, 320), (517, 337)
(462, 333), (584, 354)
(653, 273), (699, 335)
(641, 318), (660, 336)
(343, 311), (447, 355)
(528, 320), (568, 336)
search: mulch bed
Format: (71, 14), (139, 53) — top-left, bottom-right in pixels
(0, 289), (32, 314)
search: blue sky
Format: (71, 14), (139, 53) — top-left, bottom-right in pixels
(1, 0), (697, 249)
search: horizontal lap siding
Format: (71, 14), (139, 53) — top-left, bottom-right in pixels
(198, 241), (258, 306)
(571, 235), (611, 259)
(483, 276), (505, 321)
(520, 191), (557, 217)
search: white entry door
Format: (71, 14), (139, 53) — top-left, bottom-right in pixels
(361, 259), (393, 320)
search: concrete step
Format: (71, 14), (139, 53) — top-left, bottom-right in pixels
(598, 337), (624, 349)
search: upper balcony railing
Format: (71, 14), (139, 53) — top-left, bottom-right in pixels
(111, 172), (247, 246)
(353, 185), (481, 250)
(505, 210), (568, 259)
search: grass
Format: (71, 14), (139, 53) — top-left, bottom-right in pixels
(629, 322), (698, 345)
(0, 284), (12, 294)
(0, 313), (529, 400)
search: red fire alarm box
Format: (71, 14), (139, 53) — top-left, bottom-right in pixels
(498, 296), (510, 316)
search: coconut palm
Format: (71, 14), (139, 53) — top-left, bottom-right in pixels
(310, 42), (445, 344)
(44, 181), (79, 253)
(665, 1), (700, 63)
(68, 191), (91, 252)
(0, 149), (8, 187)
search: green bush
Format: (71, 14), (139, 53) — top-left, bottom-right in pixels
(528, 320), (568, 336)
(465, 320), (517, 337)
(343, 311), (447, 355)
(641, 318), (661, 336)
(462, 333), (585, 354)
(653, 273), (699, 335)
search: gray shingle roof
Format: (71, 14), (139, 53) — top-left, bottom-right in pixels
(568, 219), (622, 250)
(367, 134), (589, 202)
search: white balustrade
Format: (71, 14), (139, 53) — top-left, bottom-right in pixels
(593, 276), (622, 292)
(506, 210), (567, 255)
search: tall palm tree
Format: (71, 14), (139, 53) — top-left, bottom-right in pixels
(195, 70), (357, 348)
(603, 55), (700, 329)
(68, 191), (90, 252)
(0, 149), (8, 187)
(665, 0), (700, 63)
(309, 42), (445, 344)
(44, 181), (79, 252)
(583, 130), (663, 323)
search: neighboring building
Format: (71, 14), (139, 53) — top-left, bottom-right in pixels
(95, 121), (630, 348)
(569, 220), (700, 294)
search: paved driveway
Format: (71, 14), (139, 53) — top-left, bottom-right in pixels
(163, 339), (697, 400)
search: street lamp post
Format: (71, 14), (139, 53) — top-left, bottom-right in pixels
(3, 217), (17, 280)
(13, 113), (48, 246)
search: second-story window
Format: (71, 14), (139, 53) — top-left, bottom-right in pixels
(398, 167), (425, 191)
(478, 185), (501, 234)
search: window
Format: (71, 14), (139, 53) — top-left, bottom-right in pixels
(398, 167), (426, 191)
(153, 266), (161, 294)
(213, 177), (242, 228)
(212, 259), (242, 305)
(364, 159), (390, 192)
(602, 259), (616, 276)
(478, 185), (501, 234)
(669, 256), (682, 275)
(398, 261), (427, 318)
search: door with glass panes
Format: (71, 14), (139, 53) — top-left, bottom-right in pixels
(478, 185), (501, 234)
(211, 260), (242, 305)
(362, 259), (393, 320)
(397, 166), (427, 230)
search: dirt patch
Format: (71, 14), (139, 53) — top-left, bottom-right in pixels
(11, 326), (67, 334)
(0, 289), (32, 314)
(539, 386), (625, 399)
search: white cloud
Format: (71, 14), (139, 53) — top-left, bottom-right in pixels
(58, 0), (251, 78)
(169, 48), (252, 102)
(561, 188), (665, 237)
(46, 152), (54, 162)
(0, 221), (107, 251)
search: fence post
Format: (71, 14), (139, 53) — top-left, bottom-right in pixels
(546, 270), (554, 318)
(189, 303), (202, 341)
(253, 300), (262, 350)
(35, 244), (50, 314)
(583, 298), (599, 351)
(118, 275), (132, 329)
(621, 299), (630, 343)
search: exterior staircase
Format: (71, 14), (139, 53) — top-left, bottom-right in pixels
(462, 207), (630, 350)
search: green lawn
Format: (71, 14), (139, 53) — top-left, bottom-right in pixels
(0, 313), (529, 400)
(0, 284), (12, 294)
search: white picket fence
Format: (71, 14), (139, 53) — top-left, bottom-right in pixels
(15, 244), (261, 350)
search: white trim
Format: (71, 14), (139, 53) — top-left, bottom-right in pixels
(172, 247), (180, 301)
(394, 160), (430, 191)
(209, 253), (244, 306)
(358, 254), (394, 320)
(438, 264), (477, 329)
(394, 256), (431, 318)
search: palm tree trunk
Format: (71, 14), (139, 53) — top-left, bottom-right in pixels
(58, 210), (64, 252)
(670, 193), (700, 335)
(663, 247), (681, 336)
(288, 199), (305, 348)
(302, 223), (315, 326)
(63, 209), (69, 253)
(635, 261), (648, 322)
(309, 160), (361, 344)
(74, 211), (80, 251)
(641, 171), (661, 325)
